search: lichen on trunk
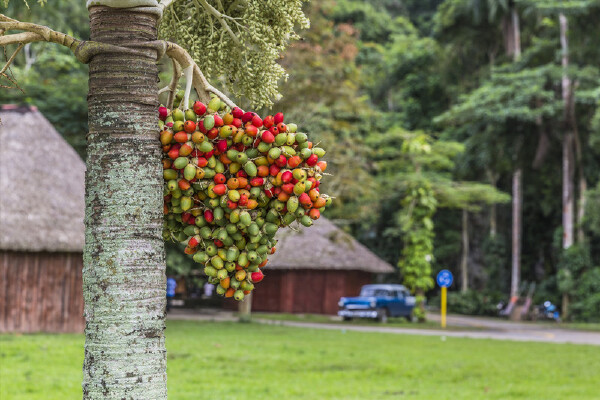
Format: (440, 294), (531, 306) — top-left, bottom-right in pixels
(82, 5), (166, 399)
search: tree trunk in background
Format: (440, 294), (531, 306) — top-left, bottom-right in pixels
(460, 209), (469, 292)
(486, 170), (497, 237)
(508, 5), (522, 302)
(511, 168), (522, 299)
(239, 292), (253, 322)
(83, 6), (166, 399)
(560, 12), (574, 320)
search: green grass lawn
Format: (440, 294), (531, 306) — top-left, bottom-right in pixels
(1, 320), (599, 400)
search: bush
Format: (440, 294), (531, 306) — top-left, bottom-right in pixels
(570, 268), (600, 322)
(432, 290), (502, 316)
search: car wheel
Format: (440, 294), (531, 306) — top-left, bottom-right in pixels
(343, 316), (353, 321)
(376, 308), (388, 323)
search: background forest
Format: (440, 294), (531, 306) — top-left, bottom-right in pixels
(2, 0), (599, 321)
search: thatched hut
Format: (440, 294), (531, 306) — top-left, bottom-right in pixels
(0, 105), (85, 333)
(251, 218), (395, 315)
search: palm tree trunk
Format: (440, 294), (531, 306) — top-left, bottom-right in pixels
(83, 5), (166, 399)
(510, 168), (522, 299)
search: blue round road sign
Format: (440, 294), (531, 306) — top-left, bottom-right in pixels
(436, 269), (453, 288)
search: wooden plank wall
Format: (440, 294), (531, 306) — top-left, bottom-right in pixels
(251, 269), (374, 315)
(0, 251), (84, 333)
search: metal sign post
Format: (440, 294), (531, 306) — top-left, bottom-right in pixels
(436, 269), (453, 329)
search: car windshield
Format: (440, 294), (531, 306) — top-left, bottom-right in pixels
(360, 288), (392, 297)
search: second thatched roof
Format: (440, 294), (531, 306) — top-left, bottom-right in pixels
(268, 217), (395, 274)
(0, 106), (85, 252)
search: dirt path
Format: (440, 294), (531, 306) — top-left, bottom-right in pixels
(167, 310), (600, 346)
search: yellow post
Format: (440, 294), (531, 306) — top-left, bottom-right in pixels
(441, 286), (447, 328)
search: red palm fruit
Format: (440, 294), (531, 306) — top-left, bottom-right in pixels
(316, 161), (327, 172)
(238, 194), (248, 206)
(272, 187), (282, 195)
(197, 120), (208, 133)
(188, 216), (196, 225)
(264, 188), (273, 198)
(247, 199), (258, 209)
(237, 170), (248, 178)
(299, 192), (311, 205)
(291, 178), (298, 185)
(257, 166), (269, 177)
(227, 200), (238, 210)
(261, 130), (275, 143)
(270, 247), (276, 254)
(232, 107), (244, 118)
(237, 177), (248, 187)
(225, 288), (235, 297)
(245, 124), (258, 137)
(162, 144), (171, 153)
(162, 159), (172, 169)
(205, 150), (215, 159)
(217, 140), (228, 153)
(174, 131), (188, 143)
(182, 212), (191, 224)
(232, 118), (242, 128)
(188, 236), (200, 248)
(275, 155), (287, 167)
(184, 246), (197, 255)
(259, 259), (268, 267)
(269, 126), (279, 135)
(165, 122), (173, 128)
(282, 183), (294, 194)
(309, 208), (321, 220)
(313, 197), (327, 208)
(213, 184), (227, 196)
(250, 177), (264, 186)
(227, 178), (239, 190)
(214, 173), (226, 184)
(179, 142), (193, 156)
(274, 112), (284, 124)
(251, 270), (264, 283)
(307, 177), (317, 190)
(242, 111), (254, 123)
(278, 192), (290, 202)
(288, 156), (302, 168)
(309, 189), (320, 202)
(214, 239), (224, 247)
(220, 277), (231, 289)
(263, 115), (274, 128)
(190, 149), (201, 157)
(251, 114), (263, 128)
(213, 114), (224, 127)
(168, 147), (180, 160)
(184, 120), (196, 133)
(223, 113), (234, 125)
(306, 154), (318, 166)
(193, 100), (207, 115)
(269, 165), (280, 176)
(159, 106), (168, 120)
(197, 157), (208, 167)
(281, 170), (293, 183)
(163, 203), (169, 214)
(277, 122), (287, 133)
(178, 179), (191, 191)
(204, 209), (214, 223)
(207, 128), (219, 140)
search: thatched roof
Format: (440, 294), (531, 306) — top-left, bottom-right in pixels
(0, 105), (85, 252)
(268, 218), (395, 274)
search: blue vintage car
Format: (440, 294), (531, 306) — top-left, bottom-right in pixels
(338, 284), (416, 322)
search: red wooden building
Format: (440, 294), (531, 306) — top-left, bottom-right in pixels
(251, 218), (395, 315)
(0, 106), (86, 333)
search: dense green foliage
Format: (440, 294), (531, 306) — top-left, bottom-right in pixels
(2, 0), (598, 320)
(3, 321), (600, 399)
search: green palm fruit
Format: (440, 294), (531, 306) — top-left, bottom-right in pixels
(234, 290), (245, 301)
(301, 215), (313, 227)
(193, 252), (209, 264)
(243, 161), (257, 177)
(164, 169), (178, 180)
(287, 197), (299, 213)
(204, 266), (217, 277)
(240, 211), (252, 227)
(183, 164), (196, 181)
(217, 268), (228, 280)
